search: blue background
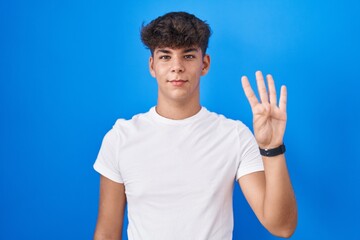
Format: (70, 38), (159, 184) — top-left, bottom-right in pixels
(1, 0), (359, 239)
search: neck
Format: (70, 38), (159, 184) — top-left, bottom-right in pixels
(156, 98), (201, 120)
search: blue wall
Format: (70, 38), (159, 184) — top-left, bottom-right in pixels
(1, 1), (359, 239)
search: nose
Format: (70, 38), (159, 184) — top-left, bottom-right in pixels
(171, 57), (185, 73)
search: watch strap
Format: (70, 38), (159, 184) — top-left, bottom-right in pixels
(259, 144), (286, 157)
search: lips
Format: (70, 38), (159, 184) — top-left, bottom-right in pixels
(167, 79), (188, 87)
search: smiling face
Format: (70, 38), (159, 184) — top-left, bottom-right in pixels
(149, 47), (210, 106)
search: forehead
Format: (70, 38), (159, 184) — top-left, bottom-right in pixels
(154, 47), (201, 55)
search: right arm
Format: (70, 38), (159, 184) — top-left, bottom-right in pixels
(94, 175), (126, 240)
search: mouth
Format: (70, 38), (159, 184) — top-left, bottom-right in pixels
(167, 79), (189, 87)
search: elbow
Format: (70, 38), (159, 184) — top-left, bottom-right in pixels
(265, 212), (298, 238)
(270, 226), (297, 238)
(272, 221), (297, 238)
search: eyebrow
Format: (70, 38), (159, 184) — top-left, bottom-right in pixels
(155, 48), (199, 54)
(156, 49), (171, 54)
(183, 48), (198, 53)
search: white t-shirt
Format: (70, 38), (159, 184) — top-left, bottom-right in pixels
(94, 107), (264, 240)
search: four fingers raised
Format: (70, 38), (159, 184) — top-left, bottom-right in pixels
(241, 71), (287, 110)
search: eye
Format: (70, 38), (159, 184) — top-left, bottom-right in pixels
(159, 55), (170, 60)
(184, 55), (195, 60)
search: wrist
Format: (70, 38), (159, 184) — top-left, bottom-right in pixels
(258, 139), (284, 150)
(259, 144), (286, 157)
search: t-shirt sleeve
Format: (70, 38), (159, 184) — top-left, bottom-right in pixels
(93, 126), (124, 183)
(235, 122), (264, 180)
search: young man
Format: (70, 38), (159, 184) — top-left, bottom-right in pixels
(93, 12), (297, 240)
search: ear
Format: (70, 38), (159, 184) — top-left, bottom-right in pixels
(149, 56), (156, 78)
(201, 54), (211, 76)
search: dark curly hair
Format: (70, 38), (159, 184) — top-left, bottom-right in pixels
(141, 12), (211, 56)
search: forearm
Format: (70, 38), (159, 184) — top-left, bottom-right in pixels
(94, 232), (122, 240)
(262, 154), (297, 237)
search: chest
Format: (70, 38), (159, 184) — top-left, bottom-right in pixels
(117, 126), (239, 204)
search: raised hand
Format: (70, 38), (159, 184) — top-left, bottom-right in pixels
(241, 71), (287, 149)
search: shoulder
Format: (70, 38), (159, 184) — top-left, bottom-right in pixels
(112, 109), (152, 131)
(205, 109), (255, 141)
(205, 108), (248, 130)
(99, 110), (152, 149)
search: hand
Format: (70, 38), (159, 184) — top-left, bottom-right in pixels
(241, 71), (287, 149)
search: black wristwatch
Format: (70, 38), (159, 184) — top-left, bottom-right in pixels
(259, 144), (286, 157)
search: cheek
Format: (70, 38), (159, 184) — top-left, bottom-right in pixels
(196, 66), (204, 77)
(154, 64), (169, 76)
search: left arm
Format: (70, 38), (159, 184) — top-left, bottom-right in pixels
(238, 71), (297, 238)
